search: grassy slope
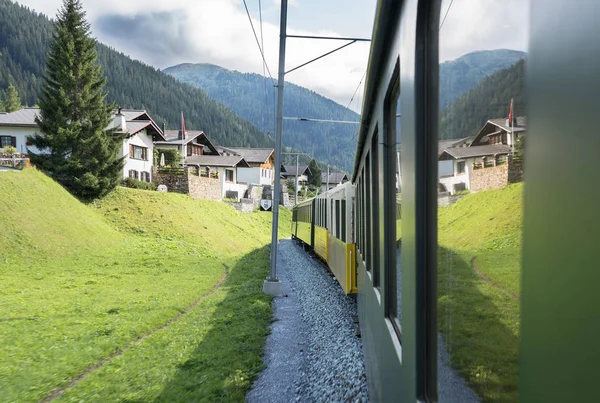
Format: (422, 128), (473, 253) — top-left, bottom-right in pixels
(437, 183), (523, 402)
(0, 168), (290, 403)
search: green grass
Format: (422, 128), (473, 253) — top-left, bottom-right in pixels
(438, 183), (523, 402)
(0, 168), (290, 402)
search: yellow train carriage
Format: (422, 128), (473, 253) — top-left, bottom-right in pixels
(314, 225), (329, 262)
(328, 236), (357, 294)
(293, 199), (313, 246)
(296, 221), (312, 246)
(316, 181), (356, 294)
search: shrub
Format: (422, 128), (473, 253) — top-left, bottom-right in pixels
(121, 177), (157, 191)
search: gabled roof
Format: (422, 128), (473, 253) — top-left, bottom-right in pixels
(0, 108), (40, 127)
(157, 130), (205, 145)
(120, 110), (149, 121)
(185, 155), (250, 168)
(118, 120), (165, 140)
(156, 130), (219, 155)
(438, 136), (474, 156)
(225, 147), (274, 164)
(0, 108), (166, 140)
(439, 144), (512, 160)
(215, 145), (238, 155)
(321, 172), (349, 184)
(488, 116), (527, 133)
(472, 116), (526, 146)
(281, 164), (310, 177)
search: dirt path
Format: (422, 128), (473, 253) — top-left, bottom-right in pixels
(470, 257), (519, 300)
(40, 266), (228, 403)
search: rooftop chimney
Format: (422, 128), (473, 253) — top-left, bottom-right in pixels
(113, 107), (126, 132)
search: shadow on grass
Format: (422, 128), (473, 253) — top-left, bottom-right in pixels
(152, 245), (274, 403)
(438, 246), (519, 403)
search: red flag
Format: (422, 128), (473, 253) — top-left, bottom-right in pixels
(180, 112), (187, 139)
(508, 98), (514, 124)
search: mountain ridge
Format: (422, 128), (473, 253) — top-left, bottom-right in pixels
(164, 63), (360, 172)
(0, 0), (273, 150)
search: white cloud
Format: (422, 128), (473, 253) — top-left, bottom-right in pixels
(15, 0), (528, 112)
(439, 0), (529, 61)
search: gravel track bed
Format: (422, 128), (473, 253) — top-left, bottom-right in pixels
(247, 239), (368, 403)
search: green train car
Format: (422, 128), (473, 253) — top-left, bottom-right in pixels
(293, 0), (600, 401)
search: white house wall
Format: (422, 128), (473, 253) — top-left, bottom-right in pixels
(438, 157), (474, 194)
(216, 166), (248, 200)
(123, 130), (154, 181)
(237, 167), (272, 185)
(0, 126), (42, 154)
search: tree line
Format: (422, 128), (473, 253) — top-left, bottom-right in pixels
(0, 0), (274, 149)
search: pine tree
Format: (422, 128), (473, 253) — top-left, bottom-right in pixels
(308, 159), (322, 188)
(28, 0), (123, 199)
(5, 84), (21, 112)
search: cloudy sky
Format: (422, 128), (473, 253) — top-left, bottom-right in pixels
(16, 0), (528, 111)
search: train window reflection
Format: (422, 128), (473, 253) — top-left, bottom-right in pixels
(386, 74), (401, 336)
(437, 0), (527, 399)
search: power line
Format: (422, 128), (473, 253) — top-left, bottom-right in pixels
(242, 0), (275, 84)
(439, 0), (455, 31)
(257, 0), (272, 132)
(345, 70), (367, 111)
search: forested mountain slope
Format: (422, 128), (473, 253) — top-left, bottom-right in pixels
(0, 0), (273, 148)
(164, 63), (359, 172)
(440, 59), (525, 139)
(439, 49), (525, 109)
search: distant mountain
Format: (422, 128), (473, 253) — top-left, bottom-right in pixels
(439, 49), (526, 109)
(0, 0), (273, 149)
(440, 59), (525, 140)
(164, 63), (359, 172)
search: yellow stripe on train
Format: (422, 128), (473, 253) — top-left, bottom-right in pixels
(327, 233), (357, 295)
(314, 225), (329, 262)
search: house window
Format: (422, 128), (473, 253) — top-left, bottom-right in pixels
(128, 170), (138, 180)
(0, 136), (16, 148)
(140, 171), (151, 182)
(457, 160), (466, 174)
(225, 169), (234, 182)
(130, 145), (148, 160)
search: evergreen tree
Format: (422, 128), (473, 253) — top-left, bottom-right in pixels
(28, 0), (123, 199)
(5, 83), (21, 112)
(308, 159), (322, 187)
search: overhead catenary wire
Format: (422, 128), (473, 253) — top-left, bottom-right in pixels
(242, 0), (276, 84)
(345, 70), (367, 111)
(258, 0), (269, 113)
(439, 0), (455, 31)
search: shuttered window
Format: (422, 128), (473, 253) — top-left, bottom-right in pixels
(0, 136), (16, 148)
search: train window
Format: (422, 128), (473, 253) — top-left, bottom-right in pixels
(385, 71), (402, 336)
(365, 153), (371, 272)
(437, 1), (527, 400)
(334, 200), (340, 239)
(371, 131), (380, 288)
(341, 199), (347, 243)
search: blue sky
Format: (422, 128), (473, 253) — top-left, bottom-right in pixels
(15, 0), (528, 111)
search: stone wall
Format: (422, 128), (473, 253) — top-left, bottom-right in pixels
(153, 167), (220, 200)
(226, 198), (255, 213)
(470, 156), (524, 193)
(153, 167), (189, 194)
(188, 174), (221, 201)
(470, 163), (508, 192)
(247, 184), (264, 209)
